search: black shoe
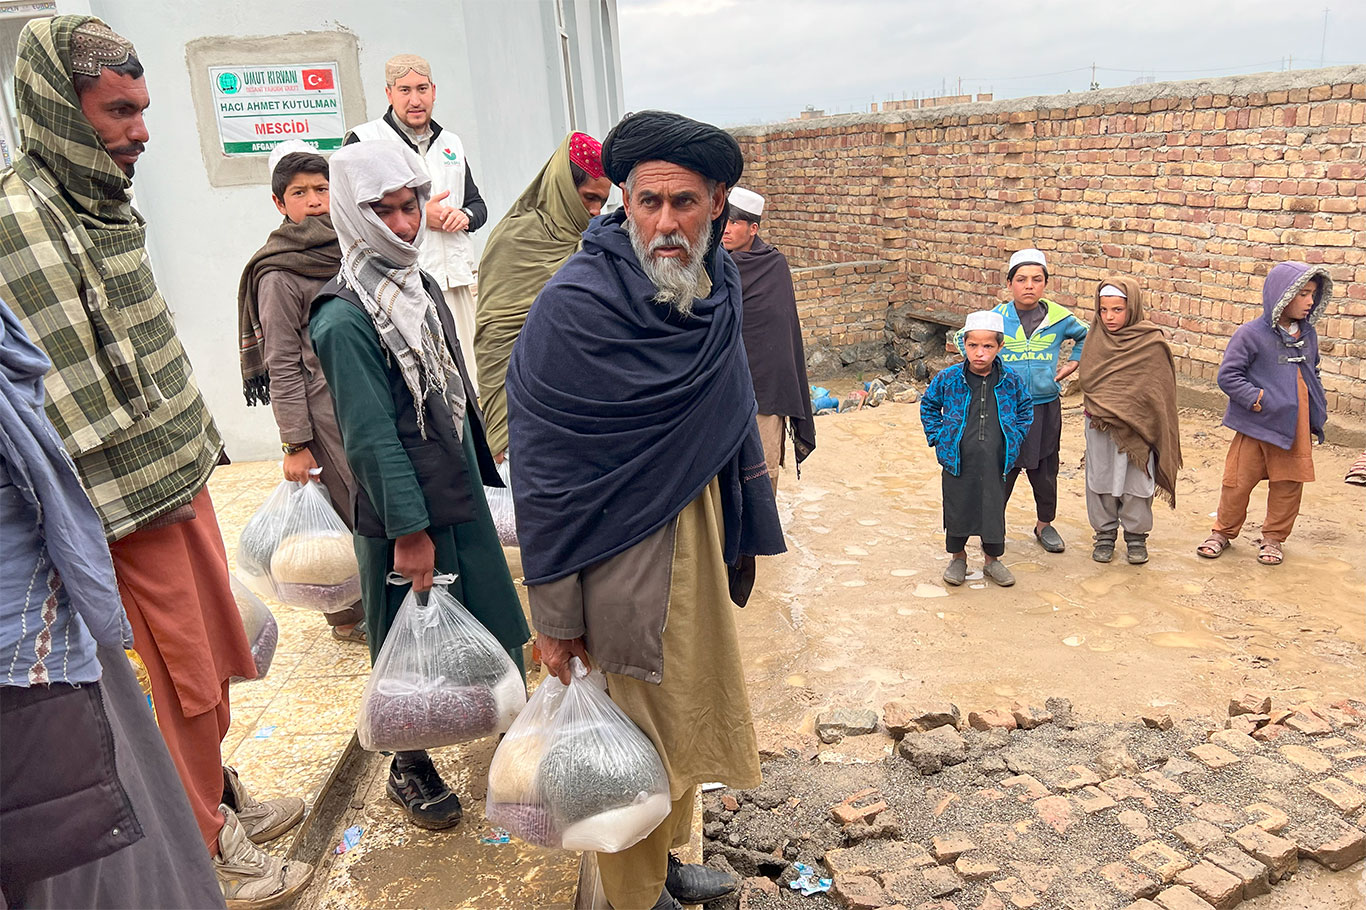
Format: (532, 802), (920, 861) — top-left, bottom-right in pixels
(1092, 532), (1116, 563)
(650, 886), (684, 910)
(1125, 533), (1149, 565)
(387, 756), (463, 830)
(665, 854), (738, 905)
(1035, 524), (1066, 553)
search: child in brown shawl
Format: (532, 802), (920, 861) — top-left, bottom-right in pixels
(1078, 277), (1182, 564)
(237, 145), (366, 641)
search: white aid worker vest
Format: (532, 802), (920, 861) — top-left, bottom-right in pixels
(348, 116), (476, 289)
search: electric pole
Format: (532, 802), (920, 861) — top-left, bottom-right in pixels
(1321, 8), (1330, 67)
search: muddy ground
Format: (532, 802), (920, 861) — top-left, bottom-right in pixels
(296, 395), (1365, 908)
(742, 393), (1363, 734)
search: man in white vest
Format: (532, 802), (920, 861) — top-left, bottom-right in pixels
(344, 53), (487, 385)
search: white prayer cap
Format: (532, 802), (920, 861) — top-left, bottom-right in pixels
(269, 139), (317, 176)
(964, 310), (1005, 335)
(1007, 248), (1048, 275)
(1099, 284), (1128, 298)
(728, 186), (764, 218)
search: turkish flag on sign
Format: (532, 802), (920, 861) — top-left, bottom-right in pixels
(302, 68), (334, 91)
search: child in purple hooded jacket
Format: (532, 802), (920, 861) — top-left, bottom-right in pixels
(1197, 262), (1331, 566)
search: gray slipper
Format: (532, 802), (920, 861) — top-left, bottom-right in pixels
(943, 557), (968, 586)
(983, 560), (1015, 587)
(1035, 525), (1066, 553)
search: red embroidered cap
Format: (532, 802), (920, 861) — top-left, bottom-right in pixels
(568, 132), (604, 180)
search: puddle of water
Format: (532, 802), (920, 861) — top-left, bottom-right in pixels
(913, 583), (949, 598)
(1088, 641), (1117, 652)
(785, 675), (806, 687)
(842, 579), (867, 587)
(858, 519), (880, 526)
(896, 607), (917, 616)
(1063, 635), (1085, 647)
(1105, 615), (1140, 629)
(844, 546), (869, 556)
(810, 526), (831, 534)
(890, 569), (918, 577)
(1080, 576), (1122, 596)
(1148, 631), (1234, 652)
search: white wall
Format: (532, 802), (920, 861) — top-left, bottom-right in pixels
(53, 0), (621, 460)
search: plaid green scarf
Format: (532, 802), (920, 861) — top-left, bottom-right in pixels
(0, 16), (220, 539)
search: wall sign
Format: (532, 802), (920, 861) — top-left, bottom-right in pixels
(209, 62), (344, 155)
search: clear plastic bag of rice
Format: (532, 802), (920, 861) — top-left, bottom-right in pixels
(356, 576), (525, 752)
(484, 459), (517, 546)
(486, 657), (669, 853)
(236, 480), (297, 600)
(229, 574), (278, 681)
(269, 480), (360, 611)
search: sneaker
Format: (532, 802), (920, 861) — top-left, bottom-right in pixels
(214, 805), (313, 910)
(387, 755), (463, 829)
(983, 560), (1015, 587)
(223, 765), (305, 844)
(1091, 532), (1117, 563)
(1125, 534), (1150, 565)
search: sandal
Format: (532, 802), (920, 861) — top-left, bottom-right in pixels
(1196, 533), (1230, 559)
(1346, 453), (1366, 486)
(331, 624), (368, 645)
(1257, 539), (1283, 566)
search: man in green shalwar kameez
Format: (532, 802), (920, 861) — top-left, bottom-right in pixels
(309, 141), (529, 831)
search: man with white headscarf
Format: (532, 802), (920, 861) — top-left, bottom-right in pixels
(308, 142), (529, 831)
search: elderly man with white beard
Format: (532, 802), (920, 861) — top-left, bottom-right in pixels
(505, 110), (785, 910)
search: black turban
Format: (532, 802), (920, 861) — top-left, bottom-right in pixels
(602, 110), (744, 187)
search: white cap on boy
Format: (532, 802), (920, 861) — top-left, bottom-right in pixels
(964, 310), (1006, 334)
(1007, 248), (1047, 274)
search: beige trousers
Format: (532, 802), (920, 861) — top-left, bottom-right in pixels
(756, 413), (786, 494)
(441, 284), (479, 391)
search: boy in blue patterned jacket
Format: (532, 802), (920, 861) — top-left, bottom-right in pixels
(922, 311), (1034, 588)
(964, 249), (1089, 554)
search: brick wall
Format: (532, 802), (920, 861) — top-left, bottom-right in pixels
(733, 65), (1366, 416)
(792, 260), (897, 357)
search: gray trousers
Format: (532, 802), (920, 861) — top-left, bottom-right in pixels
(1086, 488), (1154, 537)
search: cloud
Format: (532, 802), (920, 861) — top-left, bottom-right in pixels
(617, 0), (1364, 126)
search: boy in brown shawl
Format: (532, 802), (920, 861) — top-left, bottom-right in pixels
(236, 142), (365, 641)
(1078, 277), (1182, 564)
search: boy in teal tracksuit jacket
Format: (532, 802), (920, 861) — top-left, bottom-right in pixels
(963, 249), (1088, 553)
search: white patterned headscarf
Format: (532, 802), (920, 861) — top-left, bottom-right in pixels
(328, 142), (465, 439)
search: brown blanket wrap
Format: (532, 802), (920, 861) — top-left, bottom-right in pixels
(1078, 275), (1183, 507)
(236, 213), (341, 404)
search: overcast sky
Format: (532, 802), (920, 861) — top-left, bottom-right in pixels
(617, 0), (1366, 127)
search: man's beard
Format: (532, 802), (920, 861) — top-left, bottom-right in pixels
(627, 216), (712, 317)
(108, 143), (144, 177)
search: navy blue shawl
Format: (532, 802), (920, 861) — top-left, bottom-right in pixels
(506, 209), (785, 586)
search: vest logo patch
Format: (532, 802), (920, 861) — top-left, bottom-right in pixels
(442, 148), (457, 161)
